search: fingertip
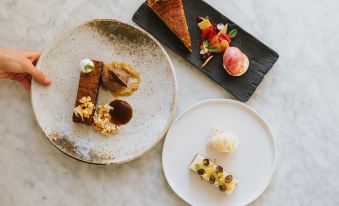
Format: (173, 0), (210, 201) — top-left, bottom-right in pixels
(24, 51), (40, 58)
(43, 77), (52, 85)
(27, 65), (51, 86)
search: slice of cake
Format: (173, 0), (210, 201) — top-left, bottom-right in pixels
(147, 0), (192, 52)
(73, 59), (103, 125)
(190, 154), (238, 195)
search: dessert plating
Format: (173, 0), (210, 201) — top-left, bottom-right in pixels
(73, 59), (139, 136)
(197, 16), (237, 67)
(72, 59), (103, 125)
(190, 154), (238, 195)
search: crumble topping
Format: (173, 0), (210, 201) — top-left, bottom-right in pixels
(73, 96), (95, 121)
(93, 104), (120, 136)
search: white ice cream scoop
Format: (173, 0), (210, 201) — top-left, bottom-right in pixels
(208, 128), (239, 153)
(79, 58), (94, 73)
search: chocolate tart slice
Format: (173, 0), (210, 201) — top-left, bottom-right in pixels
(147, 0), (192, 52)
(72, 60), (103, 125)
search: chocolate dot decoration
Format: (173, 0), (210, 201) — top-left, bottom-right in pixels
(197, 168), (205, 175)
(215, 166), (223, 174)
(218, 184), (227, 192)
(209, 175), (216, 184)
(203, 159), (210, 166)
(225, 175), (233, 183)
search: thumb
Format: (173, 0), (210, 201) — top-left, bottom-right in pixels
(25, 64), (51, 85)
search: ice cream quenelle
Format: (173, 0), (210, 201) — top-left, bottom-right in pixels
(223, 47), (249, 76)
(79, 58), (95, 73)
(208, 128), (239, 153)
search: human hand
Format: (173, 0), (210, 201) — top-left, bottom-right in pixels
(0, 48), (51, 91)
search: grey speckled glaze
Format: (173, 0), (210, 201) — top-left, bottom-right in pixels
(31, 19), (178, 164)
(1, 0), (339, 206)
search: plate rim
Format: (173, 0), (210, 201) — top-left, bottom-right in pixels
(31, 19), (179, 165)
(162, 99), (277, 205)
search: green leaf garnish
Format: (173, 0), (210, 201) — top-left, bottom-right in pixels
(208, 46), (217, 52)
(205, 16), (209, 20)
(228, 29), (238, 38)
(85, 64), (94, 72)
(195, 163), (201, 171)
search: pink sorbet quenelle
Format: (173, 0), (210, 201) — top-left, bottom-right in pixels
(223, 47), (249, 76)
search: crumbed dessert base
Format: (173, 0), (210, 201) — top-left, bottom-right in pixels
(93, 104), (120, 136)
(104, 61), (141, 96)
(73, 96), (94, 122)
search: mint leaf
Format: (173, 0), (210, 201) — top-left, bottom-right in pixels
(208, 46), (217, 52)
(205, 16), (209, 21)
(228, 29), (238, 38)
(85, 64), (94, 72)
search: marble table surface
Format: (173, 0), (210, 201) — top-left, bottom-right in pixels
(1, 0), (339, 205)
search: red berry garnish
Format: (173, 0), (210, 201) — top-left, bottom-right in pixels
(218, 34), (231, 44)
(201, 26), (217, 41)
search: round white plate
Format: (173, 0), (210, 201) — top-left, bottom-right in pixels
(31, 19), (177, 164)
(162, 99), (277, 206)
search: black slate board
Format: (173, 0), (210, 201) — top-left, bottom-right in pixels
(132, 0), (279, 102)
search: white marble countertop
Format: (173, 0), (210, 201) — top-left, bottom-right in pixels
(1, 0), (339, 205)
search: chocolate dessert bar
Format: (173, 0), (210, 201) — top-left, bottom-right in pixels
(73, 60), (103, 125)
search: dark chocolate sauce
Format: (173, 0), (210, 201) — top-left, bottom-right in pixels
(109, 100), (133, 125)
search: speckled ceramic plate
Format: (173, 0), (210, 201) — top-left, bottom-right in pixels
(162, 99), (277, 206)
(31, 19), (178, 164)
